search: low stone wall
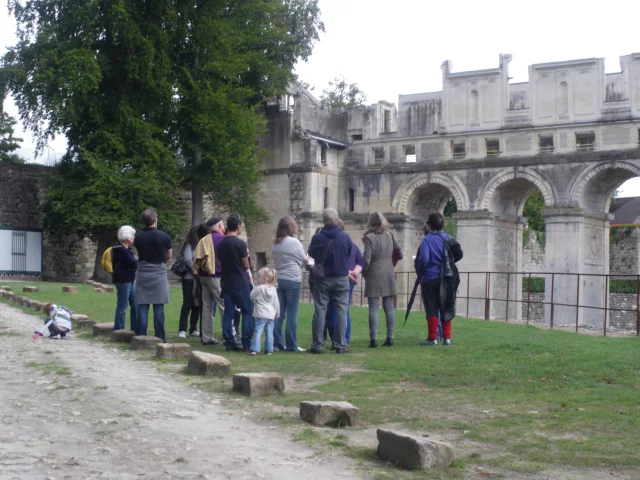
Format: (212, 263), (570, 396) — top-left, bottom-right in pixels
(521, 293), (545, 323)
(0, 272), (42, 281)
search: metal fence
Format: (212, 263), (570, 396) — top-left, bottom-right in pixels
(299, 271), (640, 337)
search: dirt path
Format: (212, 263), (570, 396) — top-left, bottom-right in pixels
(0, 303), (363, 480)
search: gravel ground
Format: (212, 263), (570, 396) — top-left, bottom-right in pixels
(0, 302), (363, 480)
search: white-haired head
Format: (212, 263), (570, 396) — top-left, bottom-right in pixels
(117, 225), (136, 243)
(322, 208), (339, 226)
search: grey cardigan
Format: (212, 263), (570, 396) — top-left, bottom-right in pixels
(362, 231), (402, 298)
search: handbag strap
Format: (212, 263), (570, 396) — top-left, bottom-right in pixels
(318, 238), (334, 266)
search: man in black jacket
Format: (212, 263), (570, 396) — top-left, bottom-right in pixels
(308, 208), (353, 354)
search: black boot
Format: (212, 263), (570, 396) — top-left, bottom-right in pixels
(382, 338), (393, 347)
(369, 339), (378, 348)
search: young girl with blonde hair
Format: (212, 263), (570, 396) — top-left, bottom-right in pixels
(249, 267), (280, 355)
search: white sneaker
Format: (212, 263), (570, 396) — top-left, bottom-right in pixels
(178, 331), (187, 339)
(297, 346), (306, 352)
(191, 331), (200, 337)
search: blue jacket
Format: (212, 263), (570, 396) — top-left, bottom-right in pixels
(112, 244), (138, 283)
(308, 224), (353, 277)
(418, 232), (447, 282)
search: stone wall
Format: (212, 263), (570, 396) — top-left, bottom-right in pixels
(522, 231), (545, 275)
(608, 294), (639, 330)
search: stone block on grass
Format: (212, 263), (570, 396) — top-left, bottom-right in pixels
(93, 288), (106, 294)
(23, 286), (39, 293)
(32, 301), (43, 311)
(22, 298), (33, 308)
(187, 351), (231, 377)
(299, 401), (360, 427)
(232, 373), (285, 397)
(77, 319), (98, 329)
(93, 323), (115, 336)
(0, 286), (12, 291)
(71, 314), (89, 322)
(376, 428), (455, 470)
(111, 330), (136, 343)
(131, 336), (163, 351)
(15, 296), (25, 305)
(104, 286), (114, 293)
(156, 343), (191, 360)
(62, 286), (78, 293)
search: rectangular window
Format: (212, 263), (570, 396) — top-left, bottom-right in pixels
(403, 145), (416, 163)
(12, 230), (27, 272)
(348, 188), (355, 212)
(486, 138), (500, 157)
(373, 147), (385, 164)
(539, 135), (554, 154)
(351, 134), (363, 141)
(383, 110), (391, 133)
(320, 143), (327, 165)
(452, 141), (466, 160)
(575, 132), (596, 152)
(323, 187), (329, 209)
(637, 128), (640, 147)
(256, 252), (267, 270)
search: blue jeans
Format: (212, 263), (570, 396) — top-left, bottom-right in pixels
(222, 286), (254, 349)
(137, 304), (166, 342)
(114, 282), (138, 332)
(326, 282), (355, 344)
(275, 279), (302, 351)
(251, 318), (274, 353)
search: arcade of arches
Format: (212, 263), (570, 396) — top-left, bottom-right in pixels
(386, 160), (640, 327)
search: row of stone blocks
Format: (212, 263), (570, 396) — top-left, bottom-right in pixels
(87, 319), (454, 470)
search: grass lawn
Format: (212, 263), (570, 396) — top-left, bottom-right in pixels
(4, 280), (640, 478)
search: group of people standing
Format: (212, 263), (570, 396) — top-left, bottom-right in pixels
(110, 206), (463, 352)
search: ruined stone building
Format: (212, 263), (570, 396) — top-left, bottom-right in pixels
(252, 53), (640, 327)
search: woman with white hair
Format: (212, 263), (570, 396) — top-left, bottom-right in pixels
(112, 225), (139, 331)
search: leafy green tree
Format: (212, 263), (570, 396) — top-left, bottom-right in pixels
(3, 0), (184, 280)
(0, 109), (25, 163)
(523, 190), (545, 232)
(320, 75), (367, 108)
(171, 0), (324, 225)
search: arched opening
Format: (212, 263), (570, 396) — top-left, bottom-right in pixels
(407, 183), (457, 258)
(558, 81), (568, 115)
(469, 90), (479, 123)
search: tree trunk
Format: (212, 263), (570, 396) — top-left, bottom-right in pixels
(92, 234), (113, 283)
(191, 149), (203, 225)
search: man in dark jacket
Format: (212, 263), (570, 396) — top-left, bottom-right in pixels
(308, 208), (353, 354)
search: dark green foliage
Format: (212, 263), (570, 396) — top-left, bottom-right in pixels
(523, 277), (639, 294)
(0, 110), (25, 163)
(443, 197), (457, 238)
(522, 277), (545, 293)
(523, 190), (545, 233)
(320, 75), (367, 108)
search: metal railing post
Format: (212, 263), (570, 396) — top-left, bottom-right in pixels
(484, 272), (491, 320)
(637, 275), (640, 337)
(550, 273), (555, 330)
(505, 272), (510, 322)
(526, 273), (531, 325)
(466, 272), (470, 317)
(575, 274), (580, 333)
(604, 275), (609, 337)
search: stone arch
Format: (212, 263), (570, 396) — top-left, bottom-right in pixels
(568, 161), (640, 214)
(479, 168), (557, 216)
(393, 172), (470, 216)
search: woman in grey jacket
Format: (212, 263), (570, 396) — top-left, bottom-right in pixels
(363, 212), (402, 347)
(271, 216), (307, 352)
(178, 225), (200, 338)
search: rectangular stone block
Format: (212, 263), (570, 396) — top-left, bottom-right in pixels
(299, 401), (360, 427)
(77, 319), (98, 329)
(93, 288), (106, 294)
(71, 314), (89, 322)
(232, 373), (285, 397)
(104, 286), (114, 293)
(187, 351), (231, 377)
(376, 428), (455, 469)
(93, 322), (115, 336)
(32, 301), (43, 311)
(111, 330), (136, 343)
(0, 286), (12, 291)
(23, 286), (39, 292)
(62, 286), (78, 293)
(156, 343), (191, 360)
(131, 335), (163, 350)
(22, 298), (33, 308)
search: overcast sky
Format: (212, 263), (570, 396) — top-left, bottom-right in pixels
(2, 0), (640, 194)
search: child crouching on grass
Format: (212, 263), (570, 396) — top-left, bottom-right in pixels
(249, 267), (279, 356)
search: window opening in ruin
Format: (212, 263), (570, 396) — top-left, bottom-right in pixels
(403, 145), (416, 163)
(320, 143), (327, 165)
(373, 147), (385, 164)
(486, 138), (500, 157)
(452, 141), (466, 160)
(637, 128), (640, 147)
(324, 187), (329, 209)
(256, 252), (267, 270)
(539, 135), (554, 154)
(348, 188), (355, 212)
(286, 95), (295, 110)
(469, 90), (479, 122)
(351, 134), (363, 141)
(383, 110), (391, 133)
(558, 82), (569, 115)
(575, 132), (595, 152)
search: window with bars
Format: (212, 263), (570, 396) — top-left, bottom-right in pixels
(12, 230), (27, 272)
